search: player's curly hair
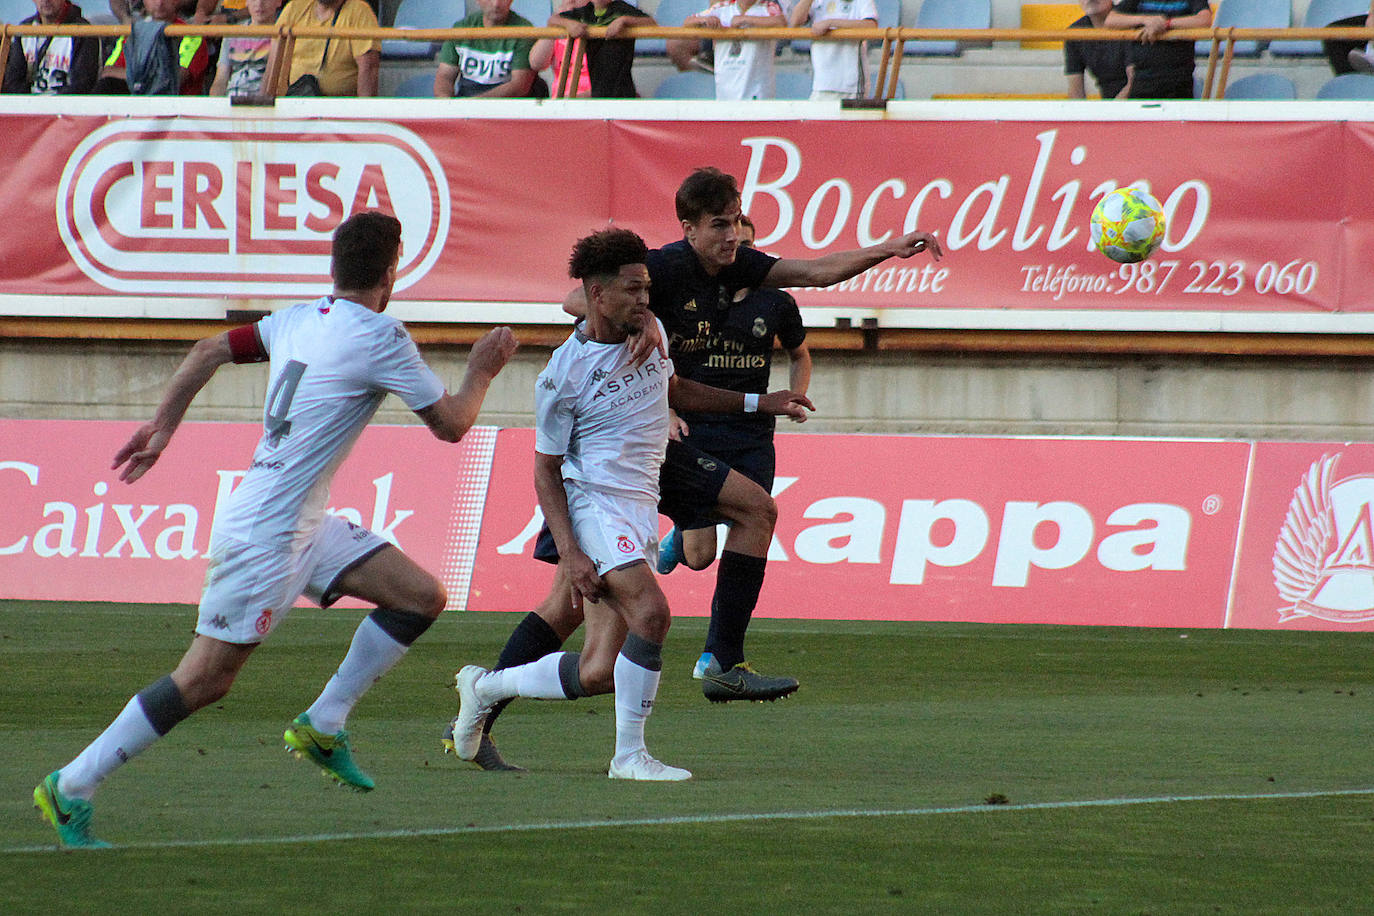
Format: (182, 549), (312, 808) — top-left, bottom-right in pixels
(332, 211), (402, 291)
(675, 167), (740, 224)
(568, 228), (649, 281)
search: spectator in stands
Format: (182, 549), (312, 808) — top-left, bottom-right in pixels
(209, 0), (279, 97)
(434, 0), (544, 98)
(788, 0), (877, 100)
(1105, 0), (1211, 99)
(2, 0), (100, 94)
(549, 0), (655, 97)
(1343, 2), (1374, 73)
(276, 0), (379, 97)
(681, 0), (785, 100)
(97, 0), (210, 93)
(530, 0), (593, 97)
(1065, 0), (1131, 99)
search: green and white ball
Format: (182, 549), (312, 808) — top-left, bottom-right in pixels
(1090, 187), (1166, 264)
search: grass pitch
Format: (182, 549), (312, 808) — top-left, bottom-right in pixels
(1, 600), (1370, 914)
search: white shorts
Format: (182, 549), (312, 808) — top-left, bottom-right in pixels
(196, 515), (389, 644)
(566, 481), (659, 575)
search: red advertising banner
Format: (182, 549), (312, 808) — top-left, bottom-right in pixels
(0, 420), (497, 609)
(7, 418), (1374, 633)
(0, 106), (1370, 331)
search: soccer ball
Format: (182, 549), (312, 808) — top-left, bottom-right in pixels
(1090, 187), (1166, 264)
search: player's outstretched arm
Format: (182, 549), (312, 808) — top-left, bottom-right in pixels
(112, 333), (235, 484)
(763, 230), (943, 289)
(417, 327), (519, 442)
(534, 451), (604, 610)
(669, 377), (815, 422)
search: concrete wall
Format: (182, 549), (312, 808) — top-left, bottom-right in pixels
(6, 337), (1373, 442)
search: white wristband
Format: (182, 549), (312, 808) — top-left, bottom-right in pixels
(743, 393), (760, 413)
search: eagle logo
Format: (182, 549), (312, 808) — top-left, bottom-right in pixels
(1273, 453), (1374, 623)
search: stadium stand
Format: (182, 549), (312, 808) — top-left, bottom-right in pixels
(1316, 71), (1374, 97)
(1196, 0), (1290, 58)
(392, 71), (435, 96)
(1270, 0), (1370, 58)
(652, 68), (715, 97)
(1223, 70), (1297, 97)
(904, 0), (992, 56)
(637, 0), (699, 56)
(1018, 3), (1078, 49)
(382, 0), (466, 60)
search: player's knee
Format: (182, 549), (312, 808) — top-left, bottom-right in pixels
(745, 491), (778, 532)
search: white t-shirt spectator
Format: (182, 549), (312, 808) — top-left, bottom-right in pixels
(694, 0), (785, 99)
(803, 0), (876, 96)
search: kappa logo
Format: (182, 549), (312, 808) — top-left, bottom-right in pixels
(539, 376), (557, 391)
(683, 299), (698, 312)
(56, 119), (448, 296)
(1273, 453), (1374, 624)
(591, 369), (611, 383)
(208, 614), (230, 630)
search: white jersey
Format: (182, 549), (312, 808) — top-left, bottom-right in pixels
(214, 296), (445, 550)
(804, 0), (876, 95)
(534, 318), (675, 501)
(695, 0), (784, 100)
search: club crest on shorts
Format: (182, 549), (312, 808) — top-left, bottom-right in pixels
(254, 609), (273, 635)
(1273, 453), (1374, 624)
(616, 535), (636, 554)
(697, 457), (717, 471)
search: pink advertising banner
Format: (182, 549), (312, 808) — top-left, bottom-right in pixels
(0, 420), (497, 609)
(0, 111), (1370, 328)
(6, 419), (1374, 632)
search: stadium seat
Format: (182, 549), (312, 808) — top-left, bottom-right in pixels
(1018, 3), (1079, 50)
(638, 0), (700, 56)
(1196, 0), (1289, 59)
(0, 0), (32, 23)
(393, 72), (436, 96)
(1222, 71), (1296, 98)
(1270, 0), (1370, 58)
(652, 69), (715, 97)
(511, 0), (552, 28)
(1316, 72), (1374, 98)
(383, 0), (467, 60)
(773, 68), (812, 98)
(905, 0), (991, 57)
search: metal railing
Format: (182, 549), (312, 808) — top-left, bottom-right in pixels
(1, 22), (1371, 100)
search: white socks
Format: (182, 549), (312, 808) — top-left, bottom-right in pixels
(305, 615), (408, 734)
(613, 650), (660, 760)
(58, 696), (161, 801)
(478, 652), (573, 703)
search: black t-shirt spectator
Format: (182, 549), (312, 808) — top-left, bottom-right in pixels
(1064, 14), (1129, 99)
(1114, 0), (1209, 98)
(559, 0), (648, 97)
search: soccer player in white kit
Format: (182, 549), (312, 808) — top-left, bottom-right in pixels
(32, 212), (519, 848)
(449, 228), (811, 780)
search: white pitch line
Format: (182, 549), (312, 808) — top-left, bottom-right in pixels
(9, 786), (1374, 855)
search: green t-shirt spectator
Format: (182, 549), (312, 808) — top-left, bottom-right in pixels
(436, 11), (536, 97)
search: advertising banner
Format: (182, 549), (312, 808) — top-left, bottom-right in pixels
(0, 420), (497, 608)
(8, 419), (1374, 632)
(0, 108), (1369, 330)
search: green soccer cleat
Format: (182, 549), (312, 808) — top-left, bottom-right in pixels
(283, 714), (375, 792)
(701, 659), (799, 703)
(33, 770), (110, 849)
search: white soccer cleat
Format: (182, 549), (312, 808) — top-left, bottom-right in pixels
(608, 749), (692, 781)
(451, 665), (493, 761)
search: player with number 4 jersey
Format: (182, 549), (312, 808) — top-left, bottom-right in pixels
(32, 212), (518, 848)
